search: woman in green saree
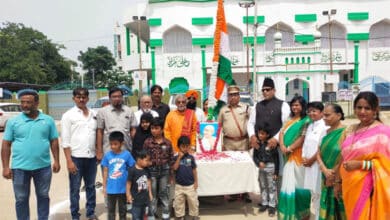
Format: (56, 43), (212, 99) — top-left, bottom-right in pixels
(278, 96), (311, 219)
(317, 104), (347, 220)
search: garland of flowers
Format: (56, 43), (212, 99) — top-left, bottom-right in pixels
(196, 122), (229, 160)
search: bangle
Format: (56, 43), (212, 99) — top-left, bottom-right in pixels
(366, 161), (372, 170)
(334, 179), (342, 183)
(361, 160), (366, 170)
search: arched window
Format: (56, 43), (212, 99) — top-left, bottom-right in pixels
(302, 57), (306, 63)
(285, 57), (289, 64)
(296, 57), (300, 64)
(163, 26), (192, 53)
(290, 57), (294, 64)
(308, 57), (311, 63)
(319, 21), (346, 49)
(369, 20), (390, 47)
(227, 24), (243, 51)
(265, 22), (295, 51)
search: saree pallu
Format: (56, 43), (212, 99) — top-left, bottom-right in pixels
(319, 127), (346, 220)
(278, 116), (311, 220)
(340, 124), (390, 220)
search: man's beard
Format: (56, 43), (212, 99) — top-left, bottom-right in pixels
(186, 102), (197, 110)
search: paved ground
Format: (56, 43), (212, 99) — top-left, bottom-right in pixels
(0, 131), (274, 220)
(1, 114), (389, 220)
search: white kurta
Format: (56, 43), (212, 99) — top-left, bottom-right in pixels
(302, 119), (327, 192)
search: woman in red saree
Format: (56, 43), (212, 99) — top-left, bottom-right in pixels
(335, 91), (390, 219)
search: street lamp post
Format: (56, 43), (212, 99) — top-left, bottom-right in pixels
(133, 16), (147, 95)
(239, 1), (255, 87)
(133, 16), (147, 70)
(322, 9), (337, 75)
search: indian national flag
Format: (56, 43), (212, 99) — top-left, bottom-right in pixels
(207, 0), (234, 119)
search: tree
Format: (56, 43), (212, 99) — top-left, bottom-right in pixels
(96, 68), (133, 89)
(78, 46), (116, 87)
(0, 22), (72, 84)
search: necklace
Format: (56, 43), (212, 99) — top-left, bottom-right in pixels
(349, 120), (375, 152)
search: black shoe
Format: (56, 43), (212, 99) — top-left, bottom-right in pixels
(268, 207), (276, 217)
(259, 204), (268, 212)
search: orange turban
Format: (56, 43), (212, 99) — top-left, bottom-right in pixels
(185, 90), (198, 99)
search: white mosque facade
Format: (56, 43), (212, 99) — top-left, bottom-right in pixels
(114, 0), (390, 106)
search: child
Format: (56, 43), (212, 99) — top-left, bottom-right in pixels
(143, 117), (174, 220)
(253, 124), (279, 217)
(172, 136), (199, 220)
(102, 131), (136, 220)
(126, 149), (153, 220)
(302, 101), (327, 220)
(132, 112), (153, 155)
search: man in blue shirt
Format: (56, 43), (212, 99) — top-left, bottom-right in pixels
(1, 90), (60, 220)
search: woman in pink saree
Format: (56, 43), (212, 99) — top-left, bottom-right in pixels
(335, 91), (390, 219)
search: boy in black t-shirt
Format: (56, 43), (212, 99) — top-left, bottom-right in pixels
(253, 123), (279, 217)
(126, 149), (153, 220)
(172, 136), (199, 220)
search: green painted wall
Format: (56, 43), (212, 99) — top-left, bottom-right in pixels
(148, 18), (162, 26)
(192, 17), (213, 25)
(348, 12), (369, 21)
(295, 14), (317, 22)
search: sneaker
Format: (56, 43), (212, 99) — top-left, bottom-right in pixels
(268, 207), (276, 217)
(258, 204), (268, 213)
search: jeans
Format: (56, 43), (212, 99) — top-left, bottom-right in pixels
(12, 165), (52, 220)
(69, 157), (97, 219)
(107, 194), (127, 220)
(258, 163), (277, 208)
(131, 204), (146, 220)
(149, 165), (170, 219)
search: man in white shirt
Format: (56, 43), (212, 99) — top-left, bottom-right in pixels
(61, 88), (98, 220)
(134, 95), (159, 125)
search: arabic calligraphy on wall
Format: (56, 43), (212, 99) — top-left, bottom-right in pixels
(167, 55), (190, 68)
(229, 55), (239, 66)
(321, 51), (343, 63)
(265, 54), (274, 63)
(372, 51), (390, 61)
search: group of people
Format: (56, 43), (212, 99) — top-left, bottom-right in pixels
(247, 79), (390, 220)
(1, 77), (390, 220)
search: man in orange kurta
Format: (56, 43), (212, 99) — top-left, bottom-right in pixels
(164, 94), (197, 152)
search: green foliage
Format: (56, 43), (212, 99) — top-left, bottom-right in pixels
(0, 22), (72, 84)
(96, 68), (133, 89)
(78, 46), (116, 83)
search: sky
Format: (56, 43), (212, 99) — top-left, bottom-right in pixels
(0, 0), (146, 65)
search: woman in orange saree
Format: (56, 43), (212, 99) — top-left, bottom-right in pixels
(335, 91), (390, 219)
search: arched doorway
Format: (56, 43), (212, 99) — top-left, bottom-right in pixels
(285, 78), (309, 102)
(169, 77), (189, 94)
(163, 25), (192, 53)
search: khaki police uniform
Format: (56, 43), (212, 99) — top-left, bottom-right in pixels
(218, 86), (250, 151)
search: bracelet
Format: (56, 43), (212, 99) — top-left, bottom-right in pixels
(334, 179), (342, 183)
(361, 160), (372, 170)
(366, 161), (372, 170)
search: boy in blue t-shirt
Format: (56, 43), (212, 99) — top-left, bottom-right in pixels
(127, 149), (153, 220)
(102, 131), (135, 220)
(172, 136), (199, 220)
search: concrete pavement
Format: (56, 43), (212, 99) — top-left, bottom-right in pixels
(1, 114), (389, 219)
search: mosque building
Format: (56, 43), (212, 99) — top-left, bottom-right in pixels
(114, 0), (390, 105)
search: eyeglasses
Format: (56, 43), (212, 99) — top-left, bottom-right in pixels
(262, 88), (272, 92)
(176, 101), (186, 104)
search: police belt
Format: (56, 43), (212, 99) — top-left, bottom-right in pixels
(224, 135), (248, 141)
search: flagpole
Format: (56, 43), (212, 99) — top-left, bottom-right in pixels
(253, 0), (258, 101)
(207, 0), (223, 121)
